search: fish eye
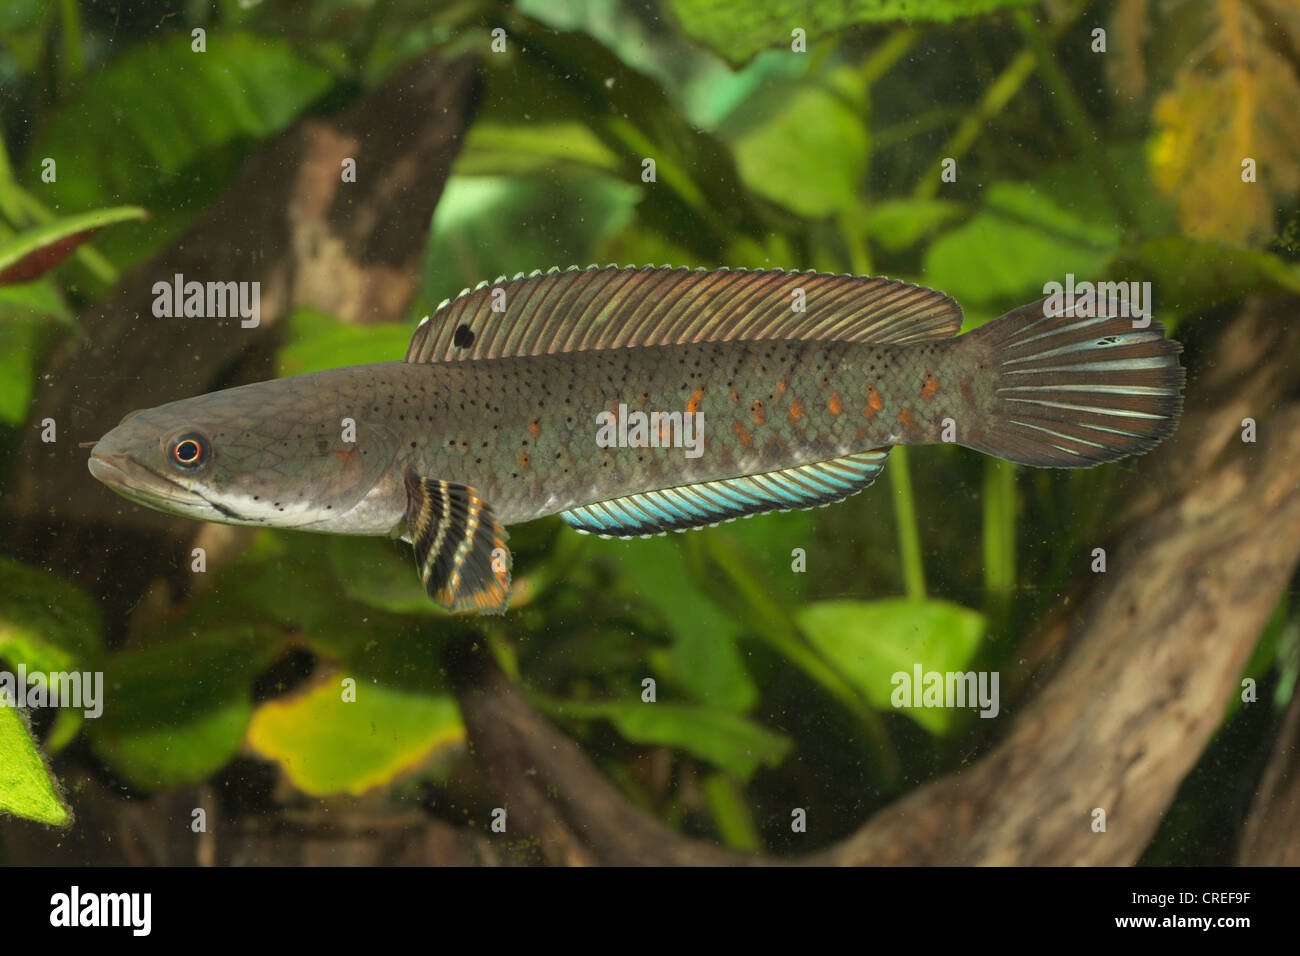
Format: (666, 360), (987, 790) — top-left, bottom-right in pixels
(168, 432), (210, 471)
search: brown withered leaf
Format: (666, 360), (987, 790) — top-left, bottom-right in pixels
(1148, 0), (1300, 244)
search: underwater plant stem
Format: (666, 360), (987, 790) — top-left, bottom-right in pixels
(57, 0), (85, 85)
(698, 534), (901, 787)
(858, 29), (918, 88)
(982, 458), (1017, 625)
(889, 446), (927, 600)
(1012, 9), (1139, 233)
(914, 0), (1090, 200)
(702, 773), (763, 852)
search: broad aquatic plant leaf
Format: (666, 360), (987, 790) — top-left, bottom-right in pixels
(22, 32), (333, 270)
(796, 598), (987, 734)
(246, 678), (464, 796)
(667, 0), (1039, 65)
(536, 695), (792, 782)
(0, 281), (72, 426)
(0, 206), (146, 284)
(417, 175), (639, 315)
(588, 536), (759, 713)
(924, 181), (1119, 310)
(721, 82), (869, 218)
(0, 705), (70, 826)
(276, 307), (414, 378)
(1109, 236), (1300, 321)
(0, 556), (104, 674)
(328, 537), (439, 617)
(865, 198), (965, 253)
(453, 120), (623, 179)
(88, 627), (283, 790)
(1148, 0), (1300, 244)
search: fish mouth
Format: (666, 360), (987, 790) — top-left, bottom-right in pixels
(87, 452), (127, 485)
(89, 448), (251, 522)
(88, 449), (208, 511)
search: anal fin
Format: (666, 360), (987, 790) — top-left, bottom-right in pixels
(559, 450), (890, 537)
(404, 471), (512, 614)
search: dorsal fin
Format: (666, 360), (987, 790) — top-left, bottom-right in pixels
(406, 265), (962, 363)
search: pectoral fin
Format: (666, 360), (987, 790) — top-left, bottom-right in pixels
(403, 470), (512, 615)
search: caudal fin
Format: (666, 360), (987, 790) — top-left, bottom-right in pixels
(962, 299), (1184, 468)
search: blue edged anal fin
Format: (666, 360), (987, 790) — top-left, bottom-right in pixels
(403, 470), (512, 614)
(559, 450), (891, 537)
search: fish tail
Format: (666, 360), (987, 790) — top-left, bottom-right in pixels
(960, 298), (1184, 467)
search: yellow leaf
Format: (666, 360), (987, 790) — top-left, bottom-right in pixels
(1148, 0), (1300, 244)
(246, 677), (464, 796)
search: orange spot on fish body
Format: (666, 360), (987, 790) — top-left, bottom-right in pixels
(960, 377), (975, 407)
(335, 448), (359, 463)
(687, 387), (705, 415)
(518, 453), (530, 470)
(828, 392), (843, 415)
(529, 420), (541, 438)
(732, 421), (754, 448)
(751, 399), (765, 425)
(776, 379), (787, 393)
(867, 385), (884, 411)
(898, 407), (915, 429)
(788, 399), (804, 423)
(729, 388), (741, 405)
(922, 373), (939, 402)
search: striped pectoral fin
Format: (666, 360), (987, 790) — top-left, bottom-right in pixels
(559, 450), (891, 537)
(403, 471), (512, 615)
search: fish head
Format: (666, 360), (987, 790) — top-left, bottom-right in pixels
(88, 377), (403, 531)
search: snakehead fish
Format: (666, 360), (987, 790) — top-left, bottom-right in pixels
(88, 266), (1184, 614)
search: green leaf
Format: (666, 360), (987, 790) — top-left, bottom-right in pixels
(22, 32), (333, 270)
(667, 0), (1039, 65)
(924, 181), (1119, 309)
(0, 206), (146, 284)
(246, 678), (464, 796)
(864, 198), (965, 253)
(1108, 237), (1300, 321)
(276, 306), (414, 378)
(328, 537), (436, 617)
(454, 120), (623, 179)
(589, 536), (758, 712)
(796, 598), (987, 734)
(498, 19), (768, 259)
(722, 82), (869, 218)
(0, 0), (52, 34)
(169, 531), (419, 668)
(537, 695), (792, 782)
(88, 627), (283, 789)
(703, 771), (762, 850)
(95, 698), (254, 793)
(417, 174), (639, 314)
(0, 556), (104, 674)
(0, 705), (70, 826)
(0, 279), (72, 426)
